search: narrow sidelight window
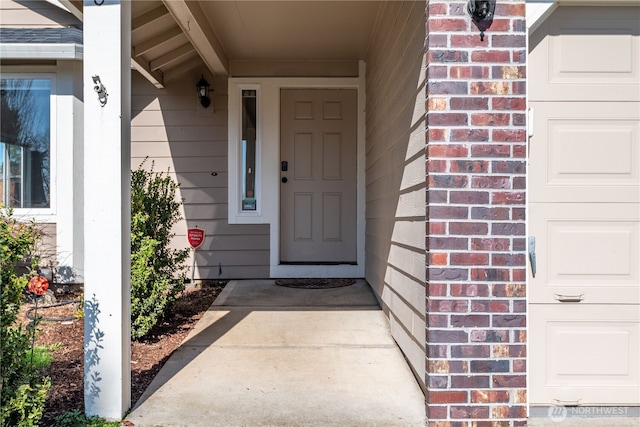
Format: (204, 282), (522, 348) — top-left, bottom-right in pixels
(241, 89), (257, 211)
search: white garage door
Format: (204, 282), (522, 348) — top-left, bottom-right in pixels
(529, 6), (640, 406)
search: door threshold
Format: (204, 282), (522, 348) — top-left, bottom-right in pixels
(271, 263), (363, 278)
(280, 261), (357, 266)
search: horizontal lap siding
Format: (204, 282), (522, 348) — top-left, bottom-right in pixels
(365, 1), (427, 389)
(35, 223), (57, 275)
(131, 73), (269, 279)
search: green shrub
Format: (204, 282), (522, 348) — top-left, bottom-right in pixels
(130, 162), (189, 340)
(1, 207), (51, 427)
(54, 410), (120, 427)
(1, 209), (38, 324)
(0, 377), (50, 427)
(74, 294), (84, 319)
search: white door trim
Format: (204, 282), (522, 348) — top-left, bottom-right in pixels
(526, 1), (557, 33)
(526, 0), (640, 34)
(228, 61), (366, 278)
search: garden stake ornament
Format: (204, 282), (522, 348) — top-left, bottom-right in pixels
(28, 275), (49, 365)
(187, 227), (206, 284)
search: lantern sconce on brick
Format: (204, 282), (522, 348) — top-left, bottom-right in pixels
(467, 0), (496, 41)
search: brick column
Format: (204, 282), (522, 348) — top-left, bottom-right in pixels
(425, 1), (527, 426)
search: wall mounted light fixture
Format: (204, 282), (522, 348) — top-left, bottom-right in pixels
(196, 75), (212, 108)
(467, 0), (496, 41)
(92, 75), (108, 107)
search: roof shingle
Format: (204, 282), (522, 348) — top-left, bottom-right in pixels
(0, 27), (83, 45)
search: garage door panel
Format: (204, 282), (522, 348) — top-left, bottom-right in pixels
(530, 305), (640, 405)
(530, 6), (640, 102)
(529, 204), (640, 304)
(556, 34), (634, 75)
(530, 4), (640, 407)
(530, 102), (640, 204)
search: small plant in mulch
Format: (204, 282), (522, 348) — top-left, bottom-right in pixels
(28, 345), (58, 370)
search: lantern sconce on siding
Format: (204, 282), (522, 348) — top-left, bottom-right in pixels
(467, 0), (496, 42)
(196, 75), (212, 109)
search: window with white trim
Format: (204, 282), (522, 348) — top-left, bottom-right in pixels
(0, 78), (52, 208)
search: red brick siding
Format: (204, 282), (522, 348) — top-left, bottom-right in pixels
(425, 1), (527, 426)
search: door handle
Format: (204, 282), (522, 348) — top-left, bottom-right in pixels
(553, 399), (581, 407)
(528, 236), (536, 278)
(554, 294), (584, 303)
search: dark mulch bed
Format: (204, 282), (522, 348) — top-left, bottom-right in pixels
(17, 281), (225, 426)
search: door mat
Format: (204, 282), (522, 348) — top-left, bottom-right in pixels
(274, 278), (356, 289)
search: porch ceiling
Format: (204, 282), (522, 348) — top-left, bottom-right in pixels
(67, 1), (382, 88)
(200, 1), (381, 61)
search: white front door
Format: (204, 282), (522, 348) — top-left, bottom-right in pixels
(279, 89), (357, 264)
(529, 6), (640, 405)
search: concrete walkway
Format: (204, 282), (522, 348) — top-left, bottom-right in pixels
(126, 280), (426, 427)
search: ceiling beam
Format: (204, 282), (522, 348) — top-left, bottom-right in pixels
(132, 5), (170, 34)
(162, 0), (229, 75)
(150, 43), (195, 71)
(133, 27), (185, 57)
(131, 57), (165, 89)
(57, 0), (82, 21)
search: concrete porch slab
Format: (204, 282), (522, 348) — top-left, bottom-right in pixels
(128, 345), (424, 427)
(183, 309), (396, 347)
(126, 279), (426, 427)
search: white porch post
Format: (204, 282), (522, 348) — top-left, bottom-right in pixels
(83, 0), (131, 419)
